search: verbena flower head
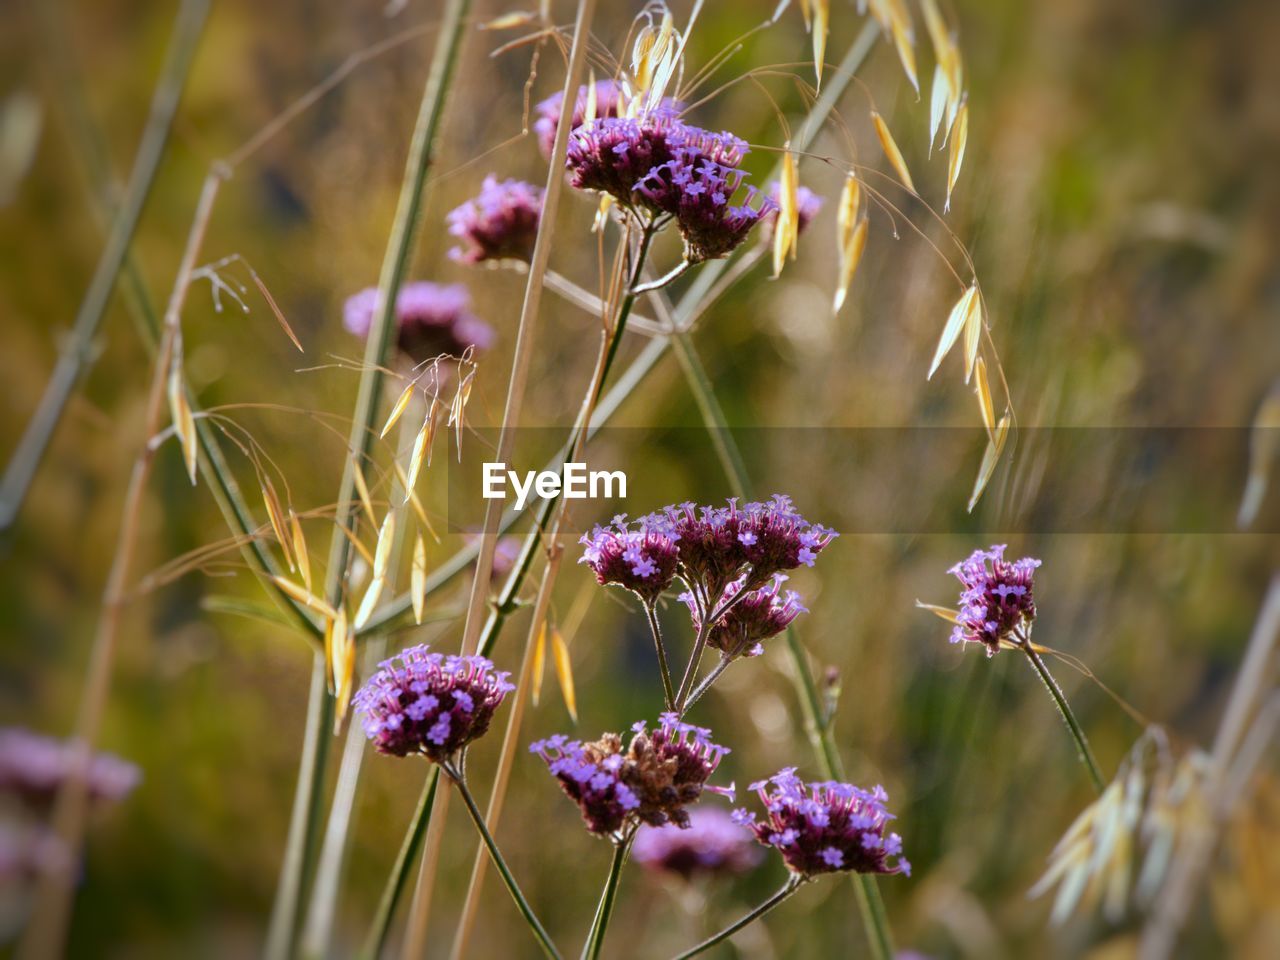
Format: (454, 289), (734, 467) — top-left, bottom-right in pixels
(684, 574), (807, 659)
(762, 181), (824, 240)
(353, 645), (514, 762)
(534, 80), (629, 156)
(579, 513), (680, 603)
(0, 728), (140, 810)
(651, 495), (835, 602)
(566, 115), (776, 262)
(949, 544), (1041, 656)
(447, 176), (544, 265)
(531, 713), (733, 838)
(632, 807), (761, 879)
(343, 282), (494, 363)
(734, 769), (910, 878)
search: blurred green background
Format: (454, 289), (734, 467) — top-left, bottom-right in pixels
(2, 0), (1278, 957)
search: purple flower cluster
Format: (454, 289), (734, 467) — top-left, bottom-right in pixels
(632, 807), (761, 879)
(530, 713), (733, 838)
(684, 574), (808, 659)
(0, 728), (140, 810)
(566, 114), (776, 262)
(353, 645), (514, 762)
(734, 769), (909, 878)
(343, 282), (494, 363)
(949, 544), (1041, 656)
(578, 513), (680, 603)
(447, 176), (544, 265)
(533, 80), (630, 156)
(762, 181), (824, 241)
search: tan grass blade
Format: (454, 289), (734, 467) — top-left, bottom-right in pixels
(381, 379), (417, 439)
(928, 283), (978, 380)
(289, 509), (311, 592)
(248, 269), (303, 353)
(550, 625), (577, 722)
(531, 619), (548, 707)
(272, 575), (338, 621)
(915, 600), (959, 623)
(871, 111), (915, 193)
(962, 286), (983, 382)
(166, 358), (198, 485)
(350, 455), (377, 531)
(404, 409), (431, 500)
(480, 11), (537, 30)
(411, 532), (427, 625)
(262, 479), (294, 571)
(773, 144), (800, 277)
(967, 413), (1010, 511)
(946, 101), (969, 212)
(353, 510), (395, 630)
(812, 0), (829, 88)
(974, 356), (996, 438)
(833, 219), (868, 313)
(890, 17), (918, 94)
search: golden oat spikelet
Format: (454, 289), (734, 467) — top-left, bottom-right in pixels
(166, 352), (198, 485)
(962, 282), (983, 382)
(350, 455), (377, 531)
(772, 144), (801, 278)
(968, 412), (1010, 512)
(928, 283), (979, 380)
(550, 624), (577, 722)
(974, 356), (996, 438)
(261, 478), (294, 571)
(812, 0), (830, 89)
(272, 575), (338, 622)
(531, 619), (548, 707)
(833, 173), (869, 313)
(353, 510), (395, 630)
(411, 532), (427, 625)
(871, 110), (915, 193)
(946, 100), (969, 212)
(289, 509), (311, 592)
(381, 379), (417, 440)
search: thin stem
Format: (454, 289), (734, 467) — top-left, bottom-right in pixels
(1020, 641), (1106, 794)
(674, 587), (753, 713)
(266, 3), (473, 955)
(684, 654), (732, 712)
(630, 259), (692, 295)
(0, 0), (209, 533)
(582, 831), (636, 960)
(447, 769), (562, 960)
(671, 876), (805, 960)
(357, 766), (440, 960)
(460, 0), (599, 656)
(399, 787), (452, 960)
(645, 603), (677, 710)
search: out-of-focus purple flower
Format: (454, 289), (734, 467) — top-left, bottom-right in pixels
(0, 728), (140, 810)
(343, 282), (494, 363)
(632, 807), (761, 879)
(762, 181), (824, 241)
(464, 533), (523, 579)
(948, 544), (1041, 657)
(566, 116), (775, 262)
(531, 713), (733, 838)
(734, 769), (910, 878)
(353, 645), (514, 762)
(534, 80), (629, 156)
(0, 821), (68, 883)
(447, 176), (544, 265)
(578, 513), (680, 604)
(684, 574), (807, 659)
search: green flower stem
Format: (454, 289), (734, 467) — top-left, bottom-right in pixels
(645, 603), (677, 710)
(582, 831), (636, 960)
(1021, 642), (1106, 793)
(357, 767), (440, 960)
(671, 876), (805, 960)
(447, 769), (562, 960)
(265, 2), (472, 956)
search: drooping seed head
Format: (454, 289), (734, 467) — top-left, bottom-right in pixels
(447, 176), (544, 265)
(948, 544), (1041, 656)
(733, 769), (910, 878)
(353, 645), (514, 762)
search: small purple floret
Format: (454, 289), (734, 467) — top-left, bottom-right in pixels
(734, 769), (910, 878)
(578, 513), (681, 603)
(447, 176), (544, 265)
(948, 544), (1041, 656)
(353, 645), (514, 762)
(684, 574), (808, 659)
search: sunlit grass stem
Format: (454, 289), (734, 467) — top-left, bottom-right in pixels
(671, 875), (805, 960)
